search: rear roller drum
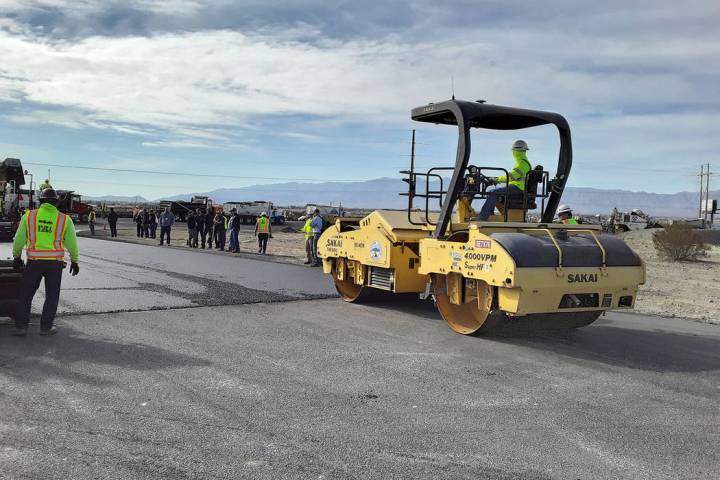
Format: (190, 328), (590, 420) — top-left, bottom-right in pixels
(332, 260), (381, 303)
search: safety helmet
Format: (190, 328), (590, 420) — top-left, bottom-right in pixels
(39, 188), (59, 204)
(260, 211), (267, 216)
(557, 204), (572, 215)
(512, 140), (529, 151)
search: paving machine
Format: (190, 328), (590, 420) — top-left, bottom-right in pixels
(317, 100), (645, 334)
(0, 157), (26, 319)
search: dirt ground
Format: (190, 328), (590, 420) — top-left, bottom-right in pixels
(621, 228), (719, 324)
(84, 220), (719, 323)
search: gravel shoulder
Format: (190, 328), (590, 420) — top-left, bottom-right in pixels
(622, 228), (719, 324)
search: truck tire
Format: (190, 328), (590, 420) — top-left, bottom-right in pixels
(80, 214), (89, 223)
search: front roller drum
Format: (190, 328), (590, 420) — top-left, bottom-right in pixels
(431, 273), (503, 335)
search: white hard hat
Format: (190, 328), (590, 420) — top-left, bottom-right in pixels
(512, 140), (529, 151)
(261, 211), (267, 216)
(557, 204), (572, 214)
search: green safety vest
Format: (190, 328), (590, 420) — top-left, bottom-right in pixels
(24, 204), (69, 260)
(303, 218), (313, 238)
(562, 217), (578, 225)
(497, 151), (532, 191)
(257, 217), (269, 233)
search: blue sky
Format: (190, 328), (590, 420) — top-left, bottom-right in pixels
(0, 0), (717, 199)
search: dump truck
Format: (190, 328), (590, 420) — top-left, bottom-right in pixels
(222, 200), (285, 225)
(317, 100), (645, 334)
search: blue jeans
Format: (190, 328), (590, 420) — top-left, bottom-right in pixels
(478, 185), (522, 220)
(312, 233), (321, 265)
(229, 229), (239, 252)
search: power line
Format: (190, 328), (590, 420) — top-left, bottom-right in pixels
(25, 162), (359, 183)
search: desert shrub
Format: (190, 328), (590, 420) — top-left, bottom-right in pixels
(652, 224), (709, 261)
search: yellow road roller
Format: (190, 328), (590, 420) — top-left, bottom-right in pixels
(317, 99), (645, 334)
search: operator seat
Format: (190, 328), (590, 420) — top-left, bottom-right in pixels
(496, 165), (544, 212)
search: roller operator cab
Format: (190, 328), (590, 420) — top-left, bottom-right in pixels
(317, 100), (645, 335)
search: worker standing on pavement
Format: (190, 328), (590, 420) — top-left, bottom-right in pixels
(187, 210), (198, 247)
(107, 207), (118, 237)
(134, 209), (143, 237)
(228, 208), (241, 253)
(213, 210), (227, 251)
(87, 207), (96, 235)
(149, 209), (158, 238)
(478, 140), (532, 221)
(10, 188), (79, 336)
(302, 216), (313, 264)
(310, 208), (324, 266)
(204, 208), (215, 249)
(557, 205), (579, 224)
(254, 211), (271, 254)
(196, 209), (206, 249)
(159, 207), (174, 245)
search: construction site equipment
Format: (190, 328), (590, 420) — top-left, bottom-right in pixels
(160, 196), (213, 222)
(223, 200), (285, 225)
(56, 190), (93, 223)
(0, 157), (26, 319)
(317, 100), (645, 335)
(605, 208), (660, 233)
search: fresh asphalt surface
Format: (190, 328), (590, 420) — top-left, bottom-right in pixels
(0, 232), (719, 479)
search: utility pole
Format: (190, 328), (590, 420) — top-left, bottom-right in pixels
(699, 164), (704, 219)
(698, 164), (714, 223)
(705, 163), (711, 224)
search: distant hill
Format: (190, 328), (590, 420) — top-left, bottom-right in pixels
(156, 178), (716, 218)
(85, 195), (149, 203)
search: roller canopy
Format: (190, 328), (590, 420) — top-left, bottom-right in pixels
(410, 99), (572, 236)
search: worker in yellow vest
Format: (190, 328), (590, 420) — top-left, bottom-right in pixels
(301, 216), (313, 264)
(254, 211), (272, 254)
(88, 207), (96, 235)
(557, 204), (579, 224)
(10, 188), (79, 336)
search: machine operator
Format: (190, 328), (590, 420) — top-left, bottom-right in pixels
(10, 188), (79, 336)
(478, 140), (532, 221)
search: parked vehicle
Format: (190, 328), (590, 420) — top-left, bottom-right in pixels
(222, 200), (285, 225)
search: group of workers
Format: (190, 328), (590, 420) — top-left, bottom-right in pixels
(182, 208), (272, 254)
(301, 208), (325, 266)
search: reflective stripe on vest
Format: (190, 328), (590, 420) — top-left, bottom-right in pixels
(26, 209), (67, 260)
(257, 217), (269, 233)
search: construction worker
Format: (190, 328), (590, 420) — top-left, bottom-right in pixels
(204, 208), (215, 249)
(10, 188), (79, 336)
(213, 210), (227, 251)
(301, 216), (313, 264)
(107, 207), (118, 237)
(310, 208), (324, 266)
(478, 140), (532, 221)
(196, 208), (206, 248)
(254, 211), (272, 254)
(228, 208), (241, 253)
(557, 204), (578, 224)
(38, 179), (52, 190)
(87, 206), (96, 235)
(159, 207), (174, 245)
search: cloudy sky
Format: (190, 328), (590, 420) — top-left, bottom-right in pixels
(0, 0), (717, 199)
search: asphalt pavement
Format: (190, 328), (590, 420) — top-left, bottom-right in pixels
(0, 236), (719, 479)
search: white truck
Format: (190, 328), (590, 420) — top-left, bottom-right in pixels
(222, 200), (285, 225)
(606, 208), (660, 232)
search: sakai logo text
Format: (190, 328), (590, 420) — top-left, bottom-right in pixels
(326, 239), (342, 247)
(567, 273), (598, 283)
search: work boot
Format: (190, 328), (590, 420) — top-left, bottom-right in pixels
(39, 326), (58, 336)
(9, 327), (27, 336)
(304, 260), (312, 264)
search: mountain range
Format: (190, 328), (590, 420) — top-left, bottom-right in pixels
(90, 178), (716, 218)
